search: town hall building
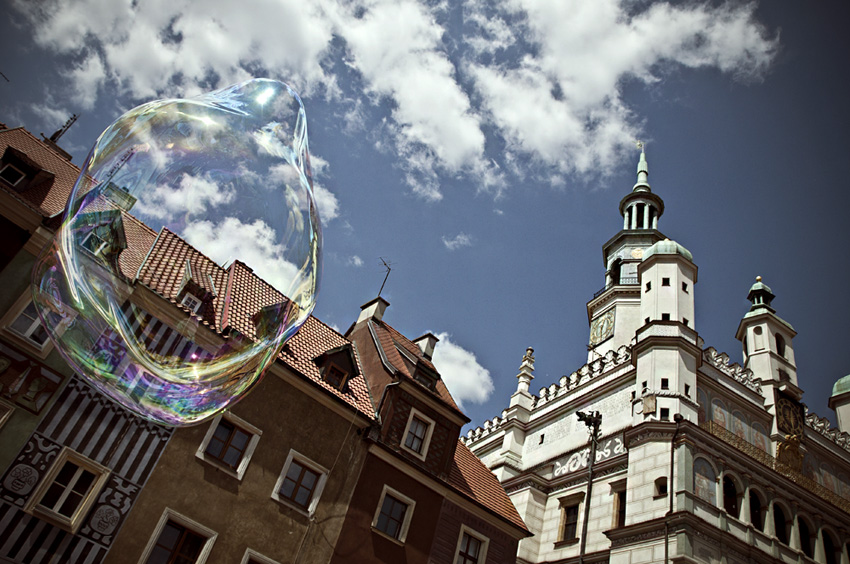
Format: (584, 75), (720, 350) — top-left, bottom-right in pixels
(463, 149), (850, 564)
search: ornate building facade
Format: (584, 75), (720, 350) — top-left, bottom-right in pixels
(463, 150), (850, 564)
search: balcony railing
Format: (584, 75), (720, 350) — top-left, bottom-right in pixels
(701, 421), (850, 514)
(592, 277), (638, 299)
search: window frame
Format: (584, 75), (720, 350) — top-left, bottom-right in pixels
(0, 292), (53, 357)
(400, 407), (436, 461)
(138, 508), (218, 564)
(181, 293), (203, 314)
(453, 525), (490, 564)
(271, 449), (329, 517)
(556, 491), (585, 546)
(371, 484), (416, 544)
(241, 548), (281, 564)
(195, 412), (262, 480)
(322, 362), (349, 391)
(23, 447), (110, 533)
(0, 163), (25, 186)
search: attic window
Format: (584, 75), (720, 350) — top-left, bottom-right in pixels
(181, 293), (202, 313)
(413, 370), (437, 391)
(81, 231), (108, 256)
(323, 365), (349, 391)
(0, 163), (25, 186)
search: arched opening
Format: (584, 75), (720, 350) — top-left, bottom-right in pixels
(823, 529), (839, 564)
(610, 258), (622, 285)
(693, 458), (717, 506)
(753, 327), (764, 350)
(775, 333), (786, 357)
(722, 476), (740, 518)
(748, 490), (765, 531)
(797, 517), (814, 558)
(773, 504), (790, 545)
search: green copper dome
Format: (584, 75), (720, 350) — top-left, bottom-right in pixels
(832, 375), (850, 397)
(643, 239), (693, 262)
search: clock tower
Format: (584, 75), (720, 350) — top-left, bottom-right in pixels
(586, 146), (666, 362)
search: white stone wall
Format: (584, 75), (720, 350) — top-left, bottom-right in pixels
(625, 439), (672, 525)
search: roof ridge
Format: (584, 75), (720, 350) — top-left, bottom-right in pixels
(7, 127), (82, 171)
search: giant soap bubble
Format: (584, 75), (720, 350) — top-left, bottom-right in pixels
(32, 79), (321, 426)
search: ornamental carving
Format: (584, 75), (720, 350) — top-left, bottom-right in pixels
(776, 434), (803, 472)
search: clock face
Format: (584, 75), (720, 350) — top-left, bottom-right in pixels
(590, 309), (615, 345)
(777, 397), (803, 435)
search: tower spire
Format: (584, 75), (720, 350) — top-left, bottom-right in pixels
(633, 141), (650, 192)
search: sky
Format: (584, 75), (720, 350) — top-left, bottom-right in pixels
(1, 0), (849, 434)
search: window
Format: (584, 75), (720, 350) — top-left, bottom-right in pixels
(660, 408), (670, 421)
(661, 378), (669, 390)
(241, 549), (280, 564)
(181, 293), (202, 313)
(682, 282), (688, 293)
(645, 317), (650, 324)
(610, 481), (627, 529)
(81, 230), (108, 255)
(539, 434), (545, 444)
(684, 384), (691, 398)
(798, 518), (814, 558)
(140, 509), (217, 564)
(654, 476), (668, 498)
(749, 491), (764, 531)
(823, 530), (840, 564)
(24, 448), (109, 533)
(683, 317), (689, 327)
(661, 313), (671, 321)
(323, 364), (349, 390)
(454, 526), (489, 564)
(0, 163), (25, 186)
(401, 408), (435, 460)
(773, 504), (789, 545)
(645, 281), (651, 292)
(556, 492), (584, 544)
(722, 476), (739, 518)
(195, 413), (261, 480)
(7, 299), (50, 349)
(662, 277), (670, 286)
(775, 333), (786, 357)
(372, 485), (415, 543)
(272, 450), (329, 516)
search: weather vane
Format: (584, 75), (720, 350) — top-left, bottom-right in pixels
(635, 140), (644, 150)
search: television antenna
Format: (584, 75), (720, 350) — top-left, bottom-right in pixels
(378, 257), (393, 297)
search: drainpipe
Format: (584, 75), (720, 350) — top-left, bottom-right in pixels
(577, 411), (602, 564)
(665, 413), (684, 564)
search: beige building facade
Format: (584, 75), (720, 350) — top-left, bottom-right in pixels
(464, 150), (850, 564)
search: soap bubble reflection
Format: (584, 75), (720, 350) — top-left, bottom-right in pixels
(32, 79), (321, 426)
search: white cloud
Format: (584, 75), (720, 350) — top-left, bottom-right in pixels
(431, 332), (494, 410)
(14, 0), (778, 199)
(348, 255), (364, 267)
(442, 232), (473, 251)
(135, 173), (235, 221)
(182, 217), (301, 293)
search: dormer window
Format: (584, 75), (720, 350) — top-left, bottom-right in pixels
(0, 163), (25, 186)
(323, 364), (349, 391)
(181, 293), (202, 313)
(81, 231), (108, 256)
(401, 408), (435, 461)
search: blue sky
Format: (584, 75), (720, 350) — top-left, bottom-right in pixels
(2, 0), (849, 433)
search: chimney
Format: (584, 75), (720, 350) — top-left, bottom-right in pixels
(413, 332), (439, 360)
(357, 296), (389, 324)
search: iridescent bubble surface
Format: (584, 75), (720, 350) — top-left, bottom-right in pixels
(32, 79), (322, 426)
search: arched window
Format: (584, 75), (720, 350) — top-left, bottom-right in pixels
(693, 459), (717, 506)
(610, 258), (622, 285)
(775, 333), (786, 357)
(823, 529), (839, 564)
(797, 517), (814, 558)
(748, 490), (765, 531)
(722, 476), (740, 518)
(773, 504), (790, 545)
(753, 327), (764, 350)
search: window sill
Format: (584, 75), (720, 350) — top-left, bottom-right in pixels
(653, 494), (668, 500)
(554, 538), (579, 548)
(270, 495), (313, 519)
(1, 330), (52, 359)
(399, 444), (428, 462)
(371, 526), (406, 546)
(195, 452), (245, 481)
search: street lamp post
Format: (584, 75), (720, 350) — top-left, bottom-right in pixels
(576, 410), (602, 564)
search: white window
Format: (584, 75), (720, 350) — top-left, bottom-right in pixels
(401, 408), (435, 461)
(454, 525), (489, 564)
(2, 295), (51, 354)
(0, 163), (25, 186)
(271, 450), (329, 516)
(372, 485), (416, 544)
(139, 508), (217, 564)
(80, 230), (108, 256)
(181, 293), (202, 313)
(241, 548), (280, 564)
(24, 448), (110, 533)
(195, 412), (261, 480)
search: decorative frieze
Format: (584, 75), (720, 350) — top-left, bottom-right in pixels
(703, 347), (762, 394)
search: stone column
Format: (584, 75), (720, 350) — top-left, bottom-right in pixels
(643, 203), (649, 230)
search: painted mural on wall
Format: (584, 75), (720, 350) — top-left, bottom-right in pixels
(694, 457), (717, 505)
(0, 342), (63, 414)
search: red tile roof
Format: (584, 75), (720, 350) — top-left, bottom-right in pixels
(136, 228), (374, 416)
(369, 319), (463, 414)
(0, 127), (81, 218)
(449, 440), (529, 533)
